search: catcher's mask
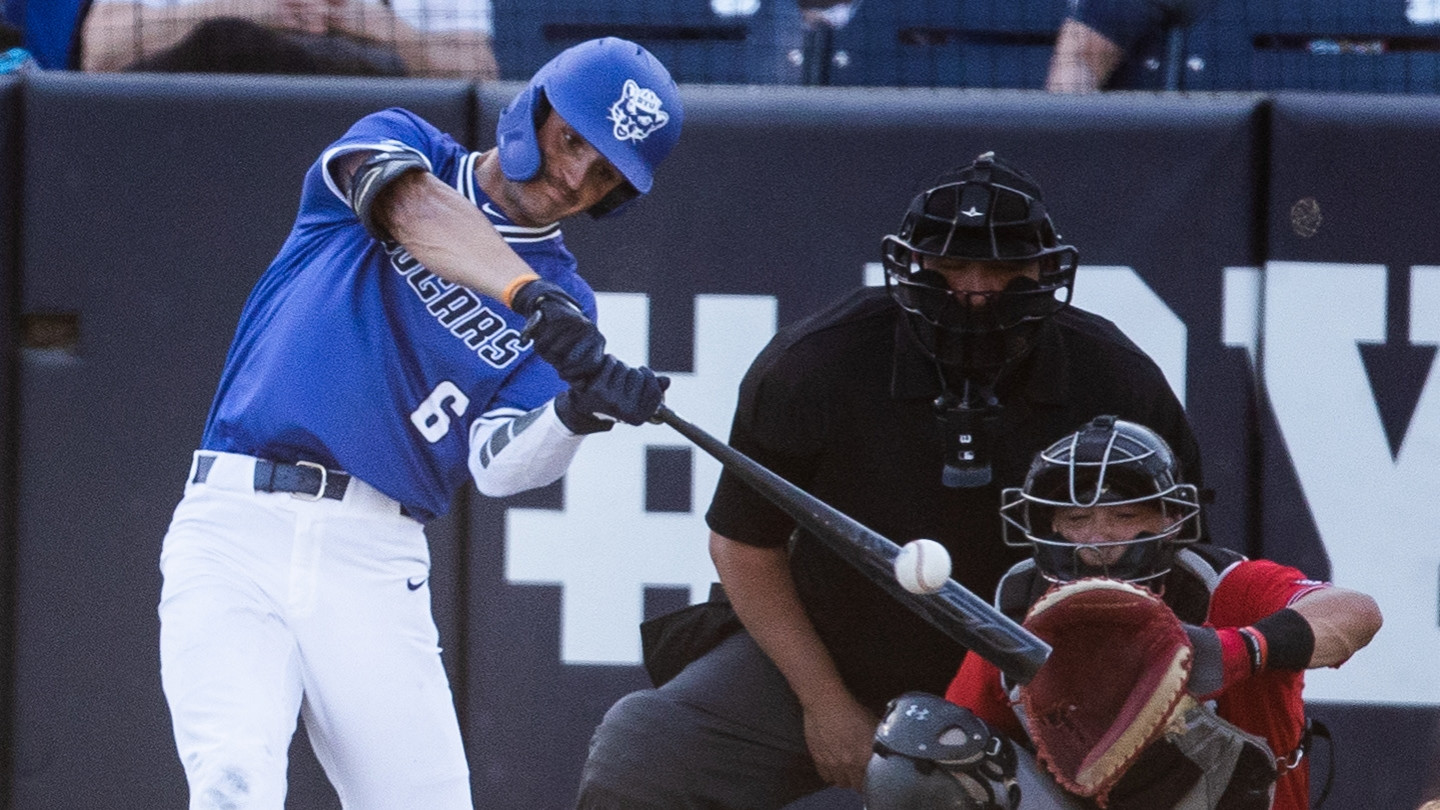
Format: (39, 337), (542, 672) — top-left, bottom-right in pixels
(881, 152), (1078, 374)
(864, 693), (1020, 810)
(1001, 415), (1201, 585)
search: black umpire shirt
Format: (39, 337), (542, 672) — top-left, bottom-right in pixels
(705, 287), (1201, 713)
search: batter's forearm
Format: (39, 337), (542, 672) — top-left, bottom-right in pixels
(378, 171), (540, 305)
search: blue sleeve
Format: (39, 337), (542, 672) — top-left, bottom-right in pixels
(313, 108), (447, 202)
(488, 355), (566, 414)
(332, 107), (445, 155)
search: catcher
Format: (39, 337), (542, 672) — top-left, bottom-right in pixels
(866, 415), (1382, 809)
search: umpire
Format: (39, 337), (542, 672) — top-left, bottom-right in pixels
(575, 152), (1202, 809)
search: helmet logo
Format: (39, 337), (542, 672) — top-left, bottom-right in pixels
(960, 205), (984, 218)
(609, 79), (671, 142)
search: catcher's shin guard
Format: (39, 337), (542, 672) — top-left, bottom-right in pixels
(865, 693), (1020, 810)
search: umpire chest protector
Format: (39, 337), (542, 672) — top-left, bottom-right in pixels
(996, 548), (1279, 810)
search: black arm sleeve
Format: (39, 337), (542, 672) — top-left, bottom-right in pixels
(341, 146), (430, 241)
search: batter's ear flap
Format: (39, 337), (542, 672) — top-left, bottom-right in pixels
(497, 84), (544, 183)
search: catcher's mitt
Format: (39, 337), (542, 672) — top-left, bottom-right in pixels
(1017, 578), (1193, 807)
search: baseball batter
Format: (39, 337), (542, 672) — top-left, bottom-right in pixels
(1047, 0), (1217, 91)
(158, 38), (682, 809)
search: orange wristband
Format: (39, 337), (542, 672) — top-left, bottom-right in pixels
(501, 273), (541, 309)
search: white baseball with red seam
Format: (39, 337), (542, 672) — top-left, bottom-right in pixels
(894, 539), (952, 595)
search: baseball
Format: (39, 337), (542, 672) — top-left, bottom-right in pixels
(894, 539), (952, 595)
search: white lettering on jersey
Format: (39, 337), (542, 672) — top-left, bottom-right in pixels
(385, 243), (527, 369)
(411, 381), (470, 443)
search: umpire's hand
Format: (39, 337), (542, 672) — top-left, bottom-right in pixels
(554, 356), (670, 434)
(803, 691), (880, 791)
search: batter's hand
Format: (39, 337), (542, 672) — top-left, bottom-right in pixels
(554, 356), (670, 434)
(513, 279), (606, 382)
(801, 692), (879, 791)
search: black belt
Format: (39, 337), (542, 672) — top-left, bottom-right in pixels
(193, 454), (351, 501)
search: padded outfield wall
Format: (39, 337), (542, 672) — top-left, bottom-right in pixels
(0, 74), (1435, 809)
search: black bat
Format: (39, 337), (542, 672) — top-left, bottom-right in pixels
(652, 404), (1051, 684)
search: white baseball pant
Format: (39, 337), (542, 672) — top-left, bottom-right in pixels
(159, 451), (471, 809)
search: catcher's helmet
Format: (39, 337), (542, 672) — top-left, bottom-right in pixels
(881, 152), (1078, 373)
(497, 37), (683, 217)
(1001, 415), (1202, 584)
(864, 693), (1019, 810)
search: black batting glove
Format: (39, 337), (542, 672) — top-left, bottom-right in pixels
(553, 356), (671, 434)
(513, 279), (606, 382)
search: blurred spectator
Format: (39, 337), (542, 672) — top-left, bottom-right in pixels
(0, 7), (20, 47)
(0, 45), (37, 73)
(79, 0), (497, 78)
(797, 0), (855, 30)
(795, 0), (855, 85)
(1046, 0), (1215, 91)
(4, 0), (87, 68)
(0, 5), (39, 72)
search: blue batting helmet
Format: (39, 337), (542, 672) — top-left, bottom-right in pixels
(496, 38), (683, 215)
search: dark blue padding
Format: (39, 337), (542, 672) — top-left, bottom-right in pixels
(13, 72), (471, 810)
(1266, 93), (1440, 808)
(1268, 93), (1440, 262)
(0, 74), (18, 810)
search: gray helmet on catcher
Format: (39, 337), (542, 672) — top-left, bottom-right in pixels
(864, 693), (1019, 810)
(1000, 415), (1202, 585)
(881, 152), (1079, 374)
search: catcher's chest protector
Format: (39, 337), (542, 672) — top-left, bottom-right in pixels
(1000, 553), (1278, 810)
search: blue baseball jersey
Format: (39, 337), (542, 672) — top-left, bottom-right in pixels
(201, 107), (594, 521)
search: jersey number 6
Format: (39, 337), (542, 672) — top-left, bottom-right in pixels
(411, 381), (470, 443)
